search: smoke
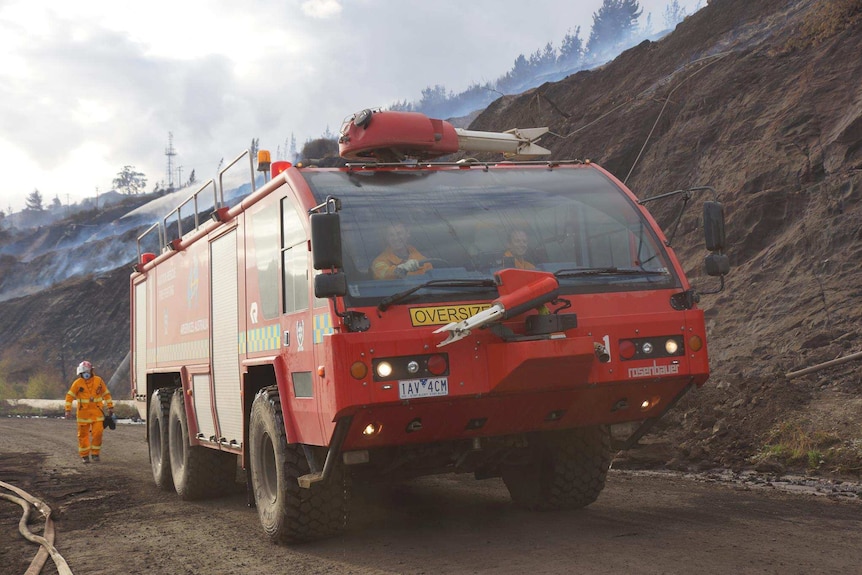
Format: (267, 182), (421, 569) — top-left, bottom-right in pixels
(0, 178), (258, 303)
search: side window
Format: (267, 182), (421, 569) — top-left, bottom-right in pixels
(251, 207), (280, 320)
(282, 198), (309, 314)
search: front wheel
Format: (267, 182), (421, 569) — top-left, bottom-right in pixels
(502, 426), (613, 511)
(248, 386), (349, 543)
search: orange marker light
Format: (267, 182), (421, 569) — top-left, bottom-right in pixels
(350, 361), (368, 380)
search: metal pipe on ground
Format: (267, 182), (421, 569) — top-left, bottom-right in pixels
(785, 350), (862, 379)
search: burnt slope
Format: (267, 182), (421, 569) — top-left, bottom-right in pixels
(471, 0), (862, 474)
(2, 0), (861, 474)
(0, 266), (129, 388)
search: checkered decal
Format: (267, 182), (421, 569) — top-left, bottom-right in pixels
(313, 313), (334, 344)
(240, 324), (282, 353)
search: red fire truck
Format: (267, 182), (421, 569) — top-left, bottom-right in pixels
(131, 109), (728, 543)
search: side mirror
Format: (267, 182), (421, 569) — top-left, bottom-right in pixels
(311, 212), (343, 270)
(315, 272), (347, 298)
(705, 253), (730, 277)
(703, 201), (725, 252)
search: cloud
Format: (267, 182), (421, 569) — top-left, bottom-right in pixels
(301, 0), (342, 19)
(0, 0), (705, 212)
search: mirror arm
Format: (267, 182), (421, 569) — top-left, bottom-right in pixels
(697, 274), (725, 296)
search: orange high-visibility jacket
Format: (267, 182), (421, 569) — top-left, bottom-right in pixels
(372, 246), (433, 279)
(65, 375), (113, 424)
(503, 250), (536, 270)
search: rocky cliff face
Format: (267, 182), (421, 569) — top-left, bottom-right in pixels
(469, 0), (862, 474)
(2, 0), (861, 475)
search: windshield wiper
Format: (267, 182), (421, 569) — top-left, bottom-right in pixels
(378, 279), (496, 312)
(554, 267), (669, 278)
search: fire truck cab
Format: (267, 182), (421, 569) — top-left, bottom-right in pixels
(131, 109), (728, 543)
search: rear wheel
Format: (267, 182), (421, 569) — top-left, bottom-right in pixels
(502, 426), (613, 511)
(249, 386), (349, 543)
(148, 389), (173, 490)
(168, 389), (236, 500)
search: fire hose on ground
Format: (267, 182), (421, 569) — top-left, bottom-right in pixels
(0, 479), (73, 575)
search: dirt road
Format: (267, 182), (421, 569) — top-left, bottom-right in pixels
(2, 418), (861, 575)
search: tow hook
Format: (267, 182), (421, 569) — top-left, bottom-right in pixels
(594, 342), (611, 363)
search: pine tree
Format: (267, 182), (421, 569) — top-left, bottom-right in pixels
(663, 0), (687, 28)
(558, 26), (584, 68)
(586, 0), (643, 58)
(25, 189), (44, 211)
(112, 166), (147, 195)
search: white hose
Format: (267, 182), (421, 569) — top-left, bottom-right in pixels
(0, 480), (74, 575)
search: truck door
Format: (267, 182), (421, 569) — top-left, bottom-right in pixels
(210, 228), (243, 445)
(280, 197), (323, 444)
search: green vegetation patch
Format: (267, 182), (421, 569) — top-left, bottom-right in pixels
(753, 417), (861, 475)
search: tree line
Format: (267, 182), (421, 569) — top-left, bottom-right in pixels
(390, 0), (696, 119)
(5, 1), (695, 220)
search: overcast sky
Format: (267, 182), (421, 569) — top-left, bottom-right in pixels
(0, 0), (702, 212)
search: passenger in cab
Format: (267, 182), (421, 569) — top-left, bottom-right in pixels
(372, 223), (433, 279)
(502, 229), (536, 270)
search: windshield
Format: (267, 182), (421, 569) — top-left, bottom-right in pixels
(304, 166), (679, 307)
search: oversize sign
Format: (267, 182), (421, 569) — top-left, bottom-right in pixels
(409, 304), (491, 327)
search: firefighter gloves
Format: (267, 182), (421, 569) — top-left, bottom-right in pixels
(395, 259), (421, 275)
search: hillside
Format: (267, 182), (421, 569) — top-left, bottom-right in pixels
(1, 0), (861, 476)
(470, 0), (862, 475)
(0, 194), (158, 390)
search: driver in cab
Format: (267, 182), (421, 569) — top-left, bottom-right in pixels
(372, 223), (433, 279)
(502, 229), (536, 270)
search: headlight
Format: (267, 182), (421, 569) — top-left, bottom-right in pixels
(617, 336), (684, 361)
(376, 361), (393, 378)
(372, 354), (450, 381)
(665, 339), (679, 354)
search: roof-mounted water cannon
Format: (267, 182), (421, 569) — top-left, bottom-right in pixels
(339, 109), (552, 162)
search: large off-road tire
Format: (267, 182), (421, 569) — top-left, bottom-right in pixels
(249, 386), (349, 543)
(148, 388), (174, 490)
(168, 389), (236, 500)
(502, 425), (613, 511)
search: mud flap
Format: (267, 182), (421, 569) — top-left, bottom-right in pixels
(297, 415), (353, 488)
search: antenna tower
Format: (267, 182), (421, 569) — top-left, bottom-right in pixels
(165, 132), (177, 189)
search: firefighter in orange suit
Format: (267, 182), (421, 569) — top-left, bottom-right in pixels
(64, 360), (113, 463)
(372, 223), (433, 279)
(502, 229), (536, 270)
